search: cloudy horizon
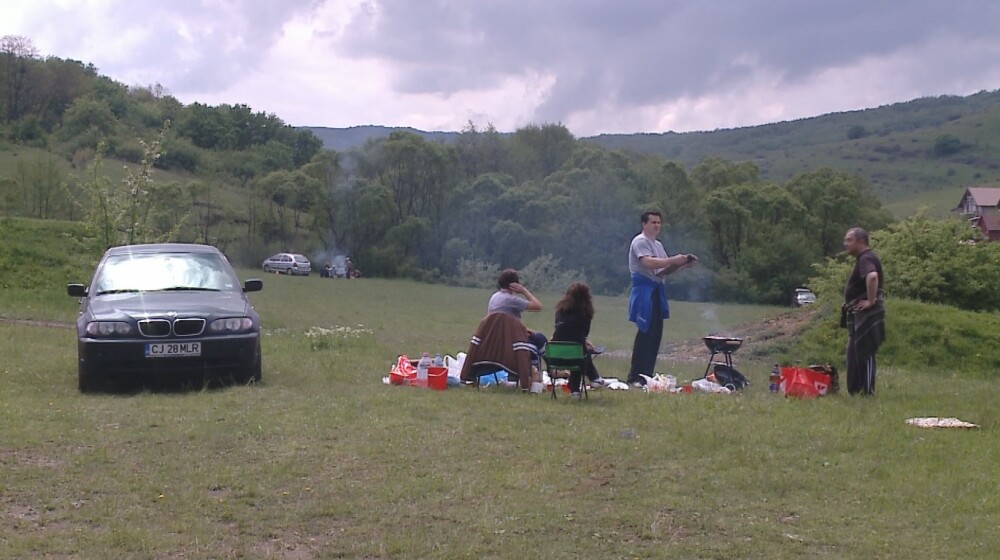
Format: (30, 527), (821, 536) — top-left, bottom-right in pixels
(2, 0), (1000, 137)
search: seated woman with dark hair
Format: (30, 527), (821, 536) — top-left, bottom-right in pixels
(551, 282), (606, 398)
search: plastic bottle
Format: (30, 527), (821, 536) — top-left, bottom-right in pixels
(417, 352), (431, 380)
(769, 364), (780, 393)
(433, 353), (444, 367)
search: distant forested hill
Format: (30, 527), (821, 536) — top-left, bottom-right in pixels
(586, 90), (1000, 214)
(304, 90), (1000, 216)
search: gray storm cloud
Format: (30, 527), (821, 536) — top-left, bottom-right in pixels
(4, 0), (1000, 133)
(333, 0), (1000, 127)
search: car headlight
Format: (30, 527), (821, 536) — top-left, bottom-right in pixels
(85, 321), (135, 337)
(209, 317), (255, 333)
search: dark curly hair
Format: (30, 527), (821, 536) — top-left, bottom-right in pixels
(555, 282), (594, 319)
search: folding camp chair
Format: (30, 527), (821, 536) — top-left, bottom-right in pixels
(542, 341), (590, 400)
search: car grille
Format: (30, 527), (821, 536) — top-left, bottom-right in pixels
(174, 318), (206, 336)
(137, 318), (206, 337)
(138, 319), (171, 337)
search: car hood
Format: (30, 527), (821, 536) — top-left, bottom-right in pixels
(85, 291), (253, 320)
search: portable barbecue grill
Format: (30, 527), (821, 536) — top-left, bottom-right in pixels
(702, 336), (743, 376)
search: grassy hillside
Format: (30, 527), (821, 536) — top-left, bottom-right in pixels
(588, 91), (1000, 217)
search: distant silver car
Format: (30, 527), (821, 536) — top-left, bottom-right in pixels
(262, 253), (311, 275)
(793, 287), (817, 306)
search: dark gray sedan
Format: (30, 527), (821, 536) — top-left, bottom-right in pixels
(68, 244), (263, 392)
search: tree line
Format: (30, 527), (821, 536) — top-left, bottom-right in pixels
(2, 35), (900, 304)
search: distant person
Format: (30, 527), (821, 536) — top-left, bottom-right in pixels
(626, 210), (697, 387)
(551, 282), (606, 399)
(841, 227), (885, 395)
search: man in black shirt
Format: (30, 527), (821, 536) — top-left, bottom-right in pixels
(842, 227), (886, 395)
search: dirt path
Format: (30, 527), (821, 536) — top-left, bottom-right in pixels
(605, 307), (822, 363)
(0, 317), (73, 329)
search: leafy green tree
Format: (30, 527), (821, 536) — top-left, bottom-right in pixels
(785, 167), (892, 256)
(59, 96), (118, 140)
(809, 217), (1000, 312)
(252, 140), (295, 173)
(508, 123), (575, 181)
(355, 131), (458, 271)
(932, 134), (962, 156)
(187, 180), (220, 244)
(14, 153), (65, 219)
(288, 128), (323, 167)
(83, 129), (184, 247)
(301, 151), (344, 251)
(161, 136), (202, 172)
(178, 103), (228, 149)
(876, 217), (1000, 311)
(690, 156), (760, 193)
(341, 179), (395, 274)
(846, 124), (868, 140)
(31, 58), (96, 130)
(0, 35), (39, 123)
(704, 182), (813, 301)
(455, 120), (513, 179)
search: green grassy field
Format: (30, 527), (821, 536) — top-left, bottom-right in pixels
(2, 263), (999, 558)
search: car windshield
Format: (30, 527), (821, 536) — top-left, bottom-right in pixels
(93, 252), (239, 294)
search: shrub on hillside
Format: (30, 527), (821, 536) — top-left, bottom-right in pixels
(808, 216), (1000, 312)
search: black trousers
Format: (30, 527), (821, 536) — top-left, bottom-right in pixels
(846, 338), (877, 395)
(628, 289), (663, 384)
(568, 358), (600, 393)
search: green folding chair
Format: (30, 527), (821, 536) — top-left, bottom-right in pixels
(542, 341), (589, 400)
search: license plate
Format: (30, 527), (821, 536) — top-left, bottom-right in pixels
(145, 342), (201, 358)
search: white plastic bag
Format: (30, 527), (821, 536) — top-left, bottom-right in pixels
(444, 352), (466, 379)
(692, 377), (731, 394)
(640, 373), (677, 393)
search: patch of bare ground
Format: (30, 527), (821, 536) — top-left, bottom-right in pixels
(0, 317), (72, 329)
(606, 307), (823, 363)
(663, 307), (822, 362)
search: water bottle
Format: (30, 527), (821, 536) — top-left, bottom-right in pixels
(433, 353), (444, 367)
(769, 364), (780, 393)
(417, 352), (431, 380)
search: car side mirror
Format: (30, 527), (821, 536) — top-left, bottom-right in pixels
(67, 284), (87, 297)
(243, 279), (263, 293)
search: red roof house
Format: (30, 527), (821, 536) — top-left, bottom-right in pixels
(956, 187), (1000, 241)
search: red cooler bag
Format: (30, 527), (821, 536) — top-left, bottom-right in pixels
(389, 354), (418, 385)
(780, 366), (831, 398)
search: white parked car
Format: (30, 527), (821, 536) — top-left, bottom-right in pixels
(793, 287), (817, 307)
(262, 253), (311, 276)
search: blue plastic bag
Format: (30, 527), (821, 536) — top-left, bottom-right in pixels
(477, 370), (508, 386)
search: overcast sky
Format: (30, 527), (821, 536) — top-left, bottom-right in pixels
(3, 0), (1000, 137)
